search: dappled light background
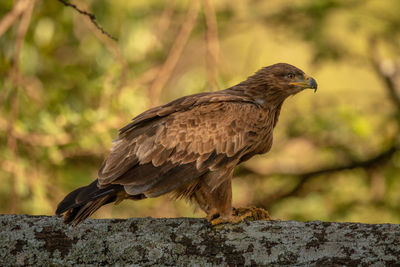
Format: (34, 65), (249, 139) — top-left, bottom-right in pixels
(1, 0), (400, 223)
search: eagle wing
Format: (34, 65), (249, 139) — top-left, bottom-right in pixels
(97, 93), (264, 198)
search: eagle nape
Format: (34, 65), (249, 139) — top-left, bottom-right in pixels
(56, 63), (317, 226)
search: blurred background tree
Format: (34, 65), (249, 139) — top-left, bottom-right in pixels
(1, 0), (400, 223)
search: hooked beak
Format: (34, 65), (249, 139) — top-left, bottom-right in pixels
(290, 74), (318, 93)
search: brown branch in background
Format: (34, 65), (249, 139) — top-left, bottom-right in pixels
(368, 167), (386, 203)
(123, 0), (176, 107)
(0, 0), (29, 37)
(156, 0), (177, 42)
(56, 0), (117, 41)
(126, 66), (161, 88)
(6, 0), (35, 213)
(202, 0), (220, 91)
(148, 0), (200, 107)
(238, 145), (398, 209)
(368, 37), (400, 111)
(0, 0), (30, 107)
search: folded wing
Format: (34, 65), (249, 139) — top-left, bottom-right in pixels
(98, 93), (263, 198)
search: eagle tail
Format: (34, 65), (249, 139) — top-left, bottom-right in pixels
(56, 180), (124, 226)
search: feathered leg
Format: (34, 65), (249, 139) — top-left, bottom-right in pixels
(195, 175), (270, 225)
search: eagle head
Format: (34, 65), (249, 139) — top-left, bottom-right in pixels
(239, 63), (318, 105)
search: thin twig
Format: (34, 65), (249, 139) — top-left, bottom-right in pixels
(56, 0), (117, 41)
(75, 2), (128, 106)
(148, 0), (200, 107)
(202, 0), (220, 91)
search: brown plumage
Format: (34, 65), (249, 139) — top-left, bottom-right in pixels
(56, 63), (317, 225)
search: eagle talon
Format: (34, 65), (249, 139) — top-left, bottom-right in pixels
(206, 213), (220, 222)
(210, 207), (271, 226)
(210, 215), (246, 226)
(206, 208), (220, 222)
(233, 207), (271, 221)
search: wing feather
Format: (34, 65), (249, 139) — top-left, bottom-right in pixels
(98, 93), (265, 197)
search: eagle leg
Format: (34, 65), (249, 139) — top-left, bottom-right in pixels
(197, 171), (271, 225)
(194, 174), (234, 223)
(205, 176), (237, 225)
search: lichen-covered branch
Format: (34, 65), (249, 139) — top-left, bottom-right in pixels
(1, 215), (399, 266)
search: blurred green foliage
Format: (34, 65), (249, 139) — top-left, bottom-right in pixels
(1, 0), (400, 223)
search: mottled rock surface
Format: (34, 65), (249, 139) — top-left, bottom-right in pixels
(0, 214), (399, 266)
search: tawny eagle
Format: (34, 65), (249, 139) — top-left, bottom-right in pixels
(56, 63), (317, 225)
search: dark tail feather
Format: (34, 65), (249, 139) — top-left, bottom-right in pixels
(56, 180), (124, 225)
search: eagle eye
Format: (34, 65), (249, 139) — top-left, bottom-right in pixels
(287, 73), (295, 79)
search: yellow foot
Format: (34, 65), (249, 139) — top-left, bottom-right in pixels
(210, 214), (249, 226)
(233, 206), (271, 221)
(210, 207), (270, 226)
